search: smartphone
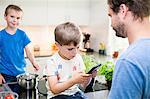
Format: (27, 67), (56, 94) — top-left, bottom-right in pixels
(87, 64), (101, 74)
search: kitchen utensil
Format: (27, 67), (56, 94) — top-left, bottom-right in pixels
(3, 82), (18, 85)
(36, 75), (48, 96)
(16, 73), (38, 90)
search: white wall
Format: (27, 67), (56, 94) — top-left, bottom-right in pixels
(89, 0), (109, 52)
(0, 0), (90, 25)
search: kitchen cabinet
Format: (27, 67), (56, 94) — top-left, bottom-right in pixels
(47, 0), (90, 25)
(0, 0), (90, 26)
(47, 0), (67, 25)
(0, 0), (47, 26)
(65, 0), (90, 25)
(12, 0), (48, 25)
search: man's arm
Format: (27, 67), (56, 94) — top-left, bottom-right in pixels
(108, 60), (144, 99)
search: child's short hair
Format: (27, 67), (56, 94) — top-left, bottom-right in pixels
(5, 4), (23, 16)
(54, 22), (82, 46)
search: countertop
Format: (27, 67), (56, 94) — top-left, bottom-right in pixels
(25, 51), (116, 77)
(33, 50), (53, 57)
(85, 90), (109, 99)
(27, 50), (113, 60)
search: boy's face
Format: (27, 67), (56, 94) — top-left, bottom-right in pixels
(56, 42), (80, 60)
(5, 9), (23, 29)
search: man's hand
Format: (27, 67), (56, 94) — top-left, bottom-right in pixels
(0, 74), (5, 84)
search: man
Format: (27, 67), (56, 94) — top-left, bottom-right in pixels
(107, 0), (150, 99)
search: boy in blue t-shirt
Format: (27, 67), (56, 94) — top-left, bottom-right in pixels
(0, 4), (39, 93)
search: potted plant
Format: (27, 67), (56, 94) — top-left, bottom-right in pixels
(99, 42), (106, 55)
(82, 55), (99, 73)
(98, 61), (114, 90)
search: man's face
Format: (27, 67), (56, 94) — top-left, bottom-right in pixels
(108, 7), (127, 38)
(5, 9), (22, 29)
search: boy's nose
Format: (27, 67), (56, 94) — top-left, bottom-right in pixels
(13, 18), (17, 22)
(14, 19), (17, 22)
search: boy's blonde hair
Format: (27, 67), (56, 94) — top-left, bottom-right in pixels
(54, 22), (81, 46)
(5, 4), (23, 16)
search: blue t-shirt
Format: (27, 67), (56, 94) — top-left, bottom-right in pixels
(0, 29), (31, 76)
(108, 39), (150, 99)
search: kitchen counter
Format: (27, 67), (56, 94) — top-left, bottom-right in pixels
(80, 51), (114, 63)
(28, 51), (113, 60)
(25, 51), (115, 77)
(85, 90), (109, 99)
(33, 50), (53, 57)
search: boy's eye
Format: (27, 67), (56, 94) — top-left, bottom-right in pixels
(10, 16), (14, 18)
(68, 48), (74, 51)
(67, 47), (79, 51)
(17, 17), (20, 20)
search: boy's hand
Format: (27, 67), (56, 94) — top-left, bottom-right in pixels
(71, 72), (91, 84)
(91, 70), (98, 78)
(0, 74), (5, 84)
(33, 62), (40, 71)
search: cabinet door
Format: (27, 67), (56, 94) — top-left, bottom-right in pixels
(0, 0), (47, 26)
(47, 0), (89, 25)
(47, 0), (67, 25)
(66, 0), (89, 25)
(12, 0), (47, 25)
(0, 0), (90, 26)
